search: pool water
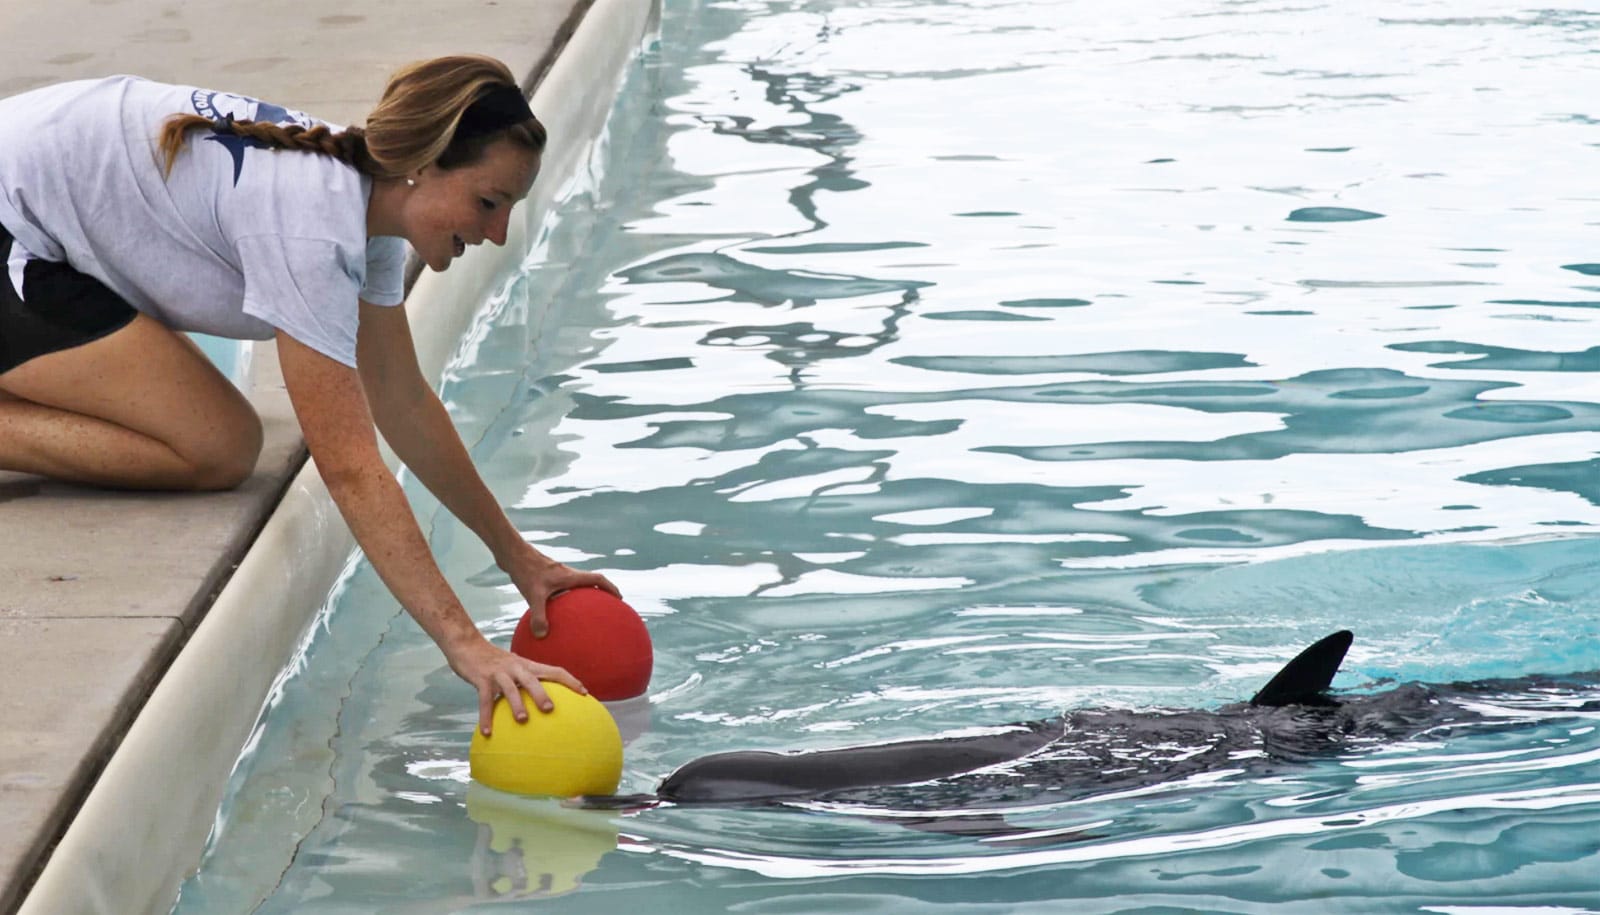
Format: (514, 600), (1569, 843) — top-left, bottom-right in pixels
(175, 0), (1600, 911)
(188, 333), (252, 389)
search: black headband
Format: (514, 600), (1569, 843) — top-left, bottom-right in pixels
(453, 84), (534, 140)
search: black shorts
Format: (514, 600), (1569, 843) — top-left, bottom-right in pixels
(0, 223), (139, 375)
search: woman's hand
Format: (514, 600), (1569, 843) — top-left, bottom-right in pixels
(446, 634), (588, 736)
(505, 549), (621, 638)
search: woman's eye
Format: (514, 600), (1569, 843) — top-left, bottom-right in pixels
(480, 198), (498, 211)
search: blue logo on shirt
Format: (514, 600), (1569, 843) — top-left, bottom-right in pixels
(190, 90), (313, 186)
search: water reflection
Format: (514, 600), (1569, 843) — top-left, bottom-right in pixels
(555, 363), (1600, 469)
(619, 251), (928, 306)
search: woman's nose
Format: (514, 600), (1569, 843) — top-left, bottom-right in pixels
(485, 209), (511, 246)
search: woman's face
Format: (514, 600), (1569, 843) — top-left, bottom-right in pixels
(402, 138), (540, 272)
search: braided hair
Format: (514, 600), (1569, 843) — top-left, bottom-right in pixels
(157, 55), (546, 179)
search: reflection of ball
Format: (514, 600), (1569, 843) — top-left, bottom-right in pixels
(470, 684), (623, 797)
(510, 587), (653, 701)
(465, 784), (620, 899)
(605, 694), (654, 746)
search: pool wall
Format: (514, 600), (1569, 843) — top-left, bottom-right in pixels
(16, 1), (657, 911)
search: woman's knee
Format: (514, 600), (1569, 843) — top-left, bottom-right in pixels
(183, 407), (264, 491)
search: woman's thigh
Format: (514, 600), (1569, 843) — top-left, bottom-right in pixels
(0, 313), (264, 480)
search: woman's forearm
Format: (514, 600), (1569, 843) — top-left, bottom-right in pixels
(320, 456), (486, 652)
(372, 385), (540, 571)
(278, 328), (486, 655)
(281, 327), (589, 732)
(355, 301), (539, 571)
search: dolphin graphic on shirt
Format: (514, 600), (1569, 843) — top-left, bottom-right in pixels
(584, 631), (1600, 815)
(189, 89), (312, 185)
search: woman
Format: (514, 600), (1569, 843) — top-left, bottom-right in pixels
(0, 55), (614, 735)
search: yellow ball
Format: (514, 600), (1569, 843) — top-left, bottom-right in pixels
(469, 683), (623, 797)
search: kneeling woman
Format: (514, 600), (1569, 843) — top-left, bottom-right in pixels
(0, 55), (612, 734)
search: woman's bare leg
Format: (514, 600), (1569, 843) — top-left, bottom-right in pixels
(0, 314), (263, 490)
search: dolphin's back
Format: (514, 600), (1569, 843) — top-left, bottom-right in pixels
(619, 631), (1600, 812)
(652, 632), (1360, 806)
(658, 719), (1066, 803)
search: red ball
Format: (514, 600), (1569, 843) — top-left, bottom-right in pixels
(510, 587), (653, 701)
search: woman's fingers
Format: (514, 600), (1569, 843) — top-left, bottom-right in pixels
(523, 574), (619, 640)
(576, 572), (621, 597)
(523, 605), (551, 639)
(477, 686), (497, 736)
(476, 657), (585, 735)
(532, 661), (587, 697)
(478, 680), (538, 736)
(548, 568), (621, 598)
(509, 674), (552, 714)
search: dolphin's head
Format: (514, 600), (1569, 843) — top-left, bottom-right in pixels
(657, 751), (814, 804)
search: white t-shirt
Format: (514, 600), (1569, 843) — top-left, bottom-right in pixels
(0, 75), (408, 367)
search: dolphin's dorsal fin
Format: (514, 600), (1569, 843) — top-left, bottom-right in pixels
(1249, 630), (1354, 707)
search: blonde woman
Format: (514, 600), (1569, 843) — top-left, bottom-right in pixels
(0, 55), (614, 734)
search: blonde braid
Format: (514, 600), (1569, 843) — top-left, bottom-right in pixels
(157, 55), (544, 180)
(158, 114), (376, 177)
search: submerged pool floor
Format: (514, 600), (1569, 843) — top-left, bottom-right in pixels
(178, 0), (1600, 911)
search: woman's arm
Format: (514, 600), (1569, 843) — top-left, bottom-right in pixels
(276, 328), (585, 735)
(353, 301), (618, 632)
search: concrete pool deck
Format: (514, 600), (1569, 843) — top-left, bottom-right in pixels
(0, 0), (613, 909)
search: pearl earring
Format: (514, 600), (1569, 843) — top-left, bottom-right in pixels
(406, 177), (416, 187)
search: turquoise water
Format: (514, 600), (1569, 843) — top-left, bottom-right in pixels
(189, 334), (252, 388)
(175, 0), (1600, 911)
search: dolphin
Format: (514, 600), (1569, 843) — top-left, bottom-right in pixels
(586, 631), (1600, 812)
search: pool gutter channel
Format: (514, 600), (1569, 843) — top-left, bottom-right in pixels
(15, 0), (656, 911)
